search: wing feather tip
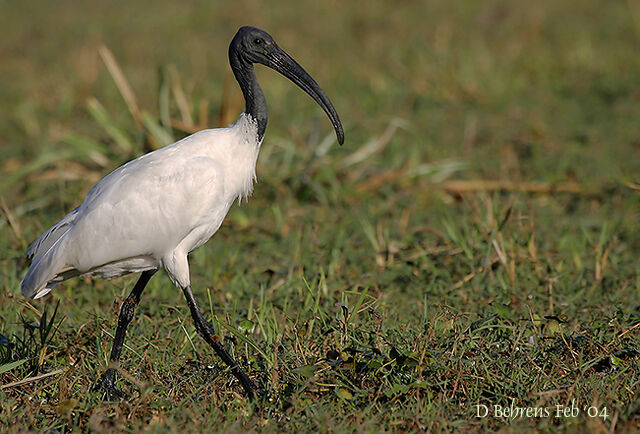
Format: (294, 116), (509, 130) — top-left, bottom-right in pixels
(20, 272), (57, 299)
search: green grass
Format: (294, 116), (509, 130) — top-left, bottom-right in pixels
(1, 0), (639, 431)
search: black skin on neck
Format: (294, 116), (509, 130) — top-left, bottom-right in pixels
(228, 34), (268, 141)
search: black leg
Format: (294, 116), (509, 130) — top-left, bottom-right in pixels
(182, 285), (261, 400)
(95, 269), (156, 400)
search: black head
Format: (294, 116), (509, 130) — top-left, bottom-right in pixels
(230, 27), (277, 64)
(229, 26), (344, 145)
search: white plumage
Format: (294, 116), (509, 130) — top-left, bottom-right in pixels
(22, 114), (260, 299)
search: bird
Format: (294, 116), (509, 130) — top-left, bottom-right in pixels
(20, 26), (344, 401)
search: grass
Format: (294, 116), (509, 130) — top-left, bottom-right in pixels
(1, 0), (639, 431)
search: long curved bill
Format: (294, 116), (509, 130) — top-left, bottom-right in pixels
(261, 44), (344, 145)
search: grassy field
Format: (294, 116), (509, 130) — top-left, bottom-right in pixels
(1, 0), (639, 431)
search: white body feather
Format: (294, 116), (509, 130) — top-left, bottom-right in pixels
(21, 114), (261, 299)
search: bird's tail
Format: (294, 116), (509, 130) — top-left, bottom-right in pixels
(20, 241), (74, 299)
(21, 208), (79, 299)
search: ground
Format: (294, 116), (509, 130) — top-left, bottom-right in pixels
(1, 0), (639, 432)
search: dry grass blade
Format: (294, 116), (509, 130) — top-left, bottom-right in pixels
(627, 0), (640, 36)
(0, 196), (26, 246)
(617, 321), (640, 339)
(27, 161), (102, 185)
(451, 259), (500, 290)
(61, 134), (110, 167)
(86, 97), (134, 154)
(354, 159), (467, 194)
(98, 45), (143, 128)
(168, 65), (194, 128)
(355, 168), (408, 193)
(442, 180), (583, 195)
(624, 181), (640, 191)
(341, 119), (403, 168)
(169, 119), (203, 134)
(0, 149), (78, 196)
(0, 368), (67, 390)
(142, 111), (174, 149)
(451, 267), (482, 291)
(159, 70), (174, 142)
(198, 99), (210, 129)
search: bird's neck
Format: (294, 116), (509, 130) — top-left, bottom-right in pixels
(229, 54), (267, 142)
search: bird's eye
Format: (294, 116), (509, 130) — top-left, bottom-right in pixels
(254, 38), (263, 45)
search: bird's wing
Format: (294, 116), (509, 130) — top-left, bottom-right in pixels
(23, 141), (182, 263)
(25, 207), (79, 260)
(66, 152), (228, 273)
(79, 129), (216, 206)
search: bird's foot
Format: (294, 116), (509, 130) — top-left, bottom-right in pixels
(241, 375), (268, 403)
(102, 385), (126, 401)
(93, 369), (126, 401)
